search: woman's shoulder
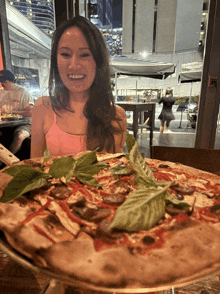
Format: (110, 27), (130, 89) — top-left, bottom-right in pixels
(34, 96), (53, 109)
(115, 105), (127, 119)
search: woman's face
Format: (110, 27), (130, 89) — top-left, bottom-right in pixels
(57, 26), (96, 96)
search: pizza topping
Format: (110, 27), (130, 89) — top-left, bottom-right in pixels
(165, 204), (192, 216)
(210, 204), (220, 218)
(1, 149), (109, 204)
(170, 182), (194, 195)
(48, 201), (81, 235)
(96, 219), (123, 240)
(73, 205), (98, 220)
(89, 208), (112, 223)
(158, 164), (171, 169)
(103, 193), (125, 206)
(141, 235), (155, 245)
(110, 164), (132, 176)
(110, 180), (130, 195)
(174, 193), (184, 200)
(49, 185), (70, 200)
(67, 194), (86, 207)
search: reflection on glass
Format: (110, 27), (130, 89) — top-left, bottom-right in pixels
(5, 1), (53, 104)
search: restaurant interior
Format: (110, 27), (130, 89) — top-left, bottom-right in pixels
(0, 0), (220, 293)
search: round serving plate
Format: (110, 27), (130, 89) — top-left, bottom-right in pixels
(1, 235), (220, 293)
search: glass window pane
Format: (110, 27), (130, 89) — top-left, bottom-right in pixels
(5, 0), (54, 101)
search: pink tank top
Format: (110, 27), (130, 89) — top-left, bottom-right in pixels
(46, 113), (86, 156)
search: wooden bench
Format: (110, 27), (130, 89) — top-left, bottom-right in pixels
(151, 146), (220, 175)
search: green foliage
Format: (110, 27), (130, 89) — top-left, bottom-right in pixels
(174, 96), (199, 105)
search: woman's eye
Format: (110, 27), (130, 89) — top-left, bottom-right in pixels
(60, 52), (70, 57)
(80, 53), (91, 57)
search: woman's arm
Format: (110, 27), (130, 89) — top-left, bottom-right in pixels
(31, 97), (47, 158)
(112, 106), (127, 153)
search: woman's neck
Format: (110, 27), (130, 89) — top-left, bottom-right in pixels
(69, 91), (89, 103)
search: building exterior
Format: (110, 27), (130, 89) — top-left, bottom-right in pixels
(118, 0), (209, 97)
(7, 0), (56, 36)
(122, 0), (207, 55)
(88, 0), (113, 28)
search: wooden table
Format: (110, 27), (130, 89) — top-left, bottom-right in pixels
(116, 102), (156, 155)
(0, 118), (30, 129)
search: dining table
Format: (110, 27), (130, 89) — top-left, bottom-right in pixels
(116, 102), (156, 156)
(0, 117), (30, 129)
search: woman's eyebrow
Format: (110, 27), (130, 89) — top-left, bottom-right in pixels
(58, 47), (90, 50)
(58, 47), (70, 50)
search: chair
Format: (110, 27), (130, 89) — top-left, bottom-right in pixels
(151, 146), (220, 175)
(184, 113), (197, 131)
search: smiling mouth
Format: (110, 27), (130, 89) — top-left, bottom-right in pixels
(68, 74), (85, 80)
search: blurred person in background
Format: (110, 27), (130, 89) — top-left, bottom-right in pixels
(0, 69), (34, 154)
(31, 16), (127, 158)
(158, 87), (175, 133)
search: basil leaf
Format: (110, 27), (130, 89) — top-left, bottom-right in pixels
(41, 147), (51, 171)
(126, 133), (136, 153)
(75, 162), (108, 175)
(74, 149), (98, 171)
(110, 165), (132, 175)
(48, 157), (76, 178)
(3, 165), (35, 177)
(110, 185), (170, 232)
(75, 173), (102, 187)
(0, 169), (47, 203)
(129, 142), (155, 187)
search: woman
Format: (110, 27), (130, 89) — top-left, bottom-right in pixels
(31, 16), (127, 158)
(158, 88), (175, 133)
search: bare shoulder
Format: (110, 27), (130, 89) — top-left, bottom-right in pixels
(112, 105), (127, 133)
(34, 96), (51, 108)
(115, 105), (127, 119)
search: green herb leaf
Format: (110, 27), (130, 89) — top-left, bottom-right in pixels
(126, 133), (136, 153)
(75, 173), (102, 187)
(0, 169), (47, 203)
(3, 165), (35, 177)
(74, 149), (98, 171)
(41, 148), (51, 171)
(110, 185), (170, 232)
(110, 165), (132, 176)
(49, 157), (76, 179)
(129, 142), (155, 188)
(75, 162), (108, 176)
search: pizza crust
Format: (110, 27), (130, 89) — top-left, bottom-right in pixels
(35, 222), (220, 288)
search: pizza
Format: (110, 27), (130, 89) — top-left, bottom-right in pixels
(1, 113), (23, 120)
(0, 138), (220, 291)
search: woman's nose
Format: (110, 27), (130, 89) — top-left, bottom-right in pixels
(69, 55), (81, 69)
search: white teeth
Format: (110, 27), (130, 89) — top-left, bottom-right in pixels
(68, 75), (85, 79)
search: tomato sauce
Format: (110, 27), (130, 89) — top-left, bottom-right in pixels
(20, 198), (53, 225)
(33, 224), (56, 244)
(58, 201), (94, 227)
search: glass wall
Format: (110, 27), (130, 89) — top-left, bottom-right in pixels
(1, 0), (219, 153)
(3, 0), (54, 100)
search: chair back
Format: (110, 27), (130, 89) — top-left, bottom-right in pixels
(151, 146), (220, 175)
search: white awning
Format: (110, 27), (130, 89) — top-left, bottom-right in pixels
(110, 56), (175, 79)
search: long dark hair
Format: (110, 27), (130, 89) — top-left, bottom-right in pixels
(49, 16), (121, 152)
